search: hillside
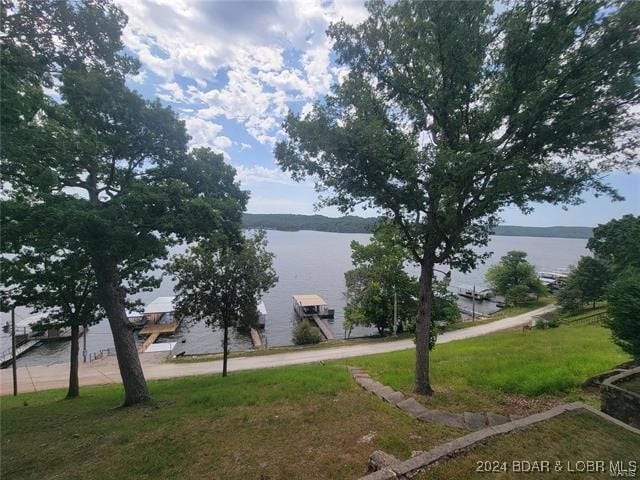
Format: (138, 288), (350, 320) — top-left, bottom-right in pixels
(243, 214), (593, 239)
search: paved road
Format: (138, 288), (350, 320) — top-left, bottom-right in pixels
(0, 304), (555, 395)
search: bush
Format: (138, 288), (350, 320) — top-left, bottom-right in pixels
(292, 320), (323, 345)
(607, 268), (640, 359)
(534, 312), (560, 329)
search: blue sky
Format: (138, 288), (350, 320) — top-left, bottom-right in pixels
(118, 0), (639, 227)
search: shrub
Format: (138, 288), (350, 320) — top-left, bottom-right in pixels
(292, 320), (323, 345)
(607, 268), (640, 359)
(534, 312), (560, 329)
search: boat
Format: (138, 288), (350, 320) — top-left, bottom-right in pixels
(127, 310), (147, 329)
(457, 287), (492, 301)
(537, 271), (569, 290)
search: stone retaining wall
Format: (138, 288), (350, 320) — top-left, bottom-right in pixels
(601, 366), (640, 429)
(358, 402), (640, 480)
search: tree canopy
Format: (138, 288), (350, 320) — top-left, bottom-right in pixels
(169, 231), (277, 376)
(275, 0), (638, 394)
(344, 223), (458, 340)
(485, 251), (546, 306)
(1, 0), (249, 405)
(1, 240), (103, 398)
(607, 269), (640, 360)
(587, 214), (640, 274)
(558, 256), (611, 313)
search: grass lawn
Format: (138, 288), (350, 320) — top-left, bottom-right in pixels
(1, 317), (630, 480)
(483, 297), (555, 321)
(347, 323), (629, 416)
(415, 409), (640, 480)
(1, 364), (460, 480)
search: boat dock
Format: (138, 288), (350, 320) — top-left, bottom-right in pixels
(0, 339), (40, 368)
(292, 295), (336, 340)
(537, 271), (569, 290)
(138, 297), (180, 353)
(457, 287), (492, 301)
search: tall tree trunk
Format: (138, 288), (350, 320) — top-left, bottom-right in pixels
(222, 319), (229, 377)
(94, 260), (151, 406)
(415, 257), (435, 395)
(66, 324), (80, 398)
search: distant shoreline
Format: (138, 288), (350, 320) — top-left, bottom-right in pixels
(243, 213), (592, 239)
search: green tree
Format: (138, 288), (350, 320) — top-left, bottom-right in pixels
(486, 251), (546, 306)
(169, 231), (277, 377)
(571, 256), (611, 309)
(557, 278), (585, 315)
(1, 245), (103, 398)
(344, 223), (459, 341)
(607, 269), (640, 359)
(1, 1), (248, 405)
(344, 223), (419, 335)
(588, 215), (640, 274)
(275, 0), (638, 394)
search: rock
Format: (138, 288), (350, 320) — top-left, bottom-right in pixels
(418, 410), (466, 429)
(463, 411), (487, 431)
(358, 431), (377, 444)
(582, 369), (626, 389)
(396, 397), (429, 417)
(486, 412), (510, 427)
(381, 390), (405, 406)
(368, 450), (400, 472)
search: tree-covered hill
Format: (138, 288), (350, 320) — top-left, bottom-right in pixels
(243, 214), (592, 239)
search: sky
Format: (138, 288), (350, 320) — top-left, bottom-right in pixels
(116, 0), (639, 228)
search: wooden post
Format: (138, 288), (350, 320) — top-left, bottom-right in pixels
(82, 323), (88, 363)
(393, 288), (398, 336)
(472, 285), (476, 322)
(11, 309), (17, 396)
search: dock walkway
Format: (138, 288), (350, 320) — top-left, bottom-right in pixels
(138, 322), (179, 353)
(0, 340), (40, 367)
(311, 315), (335, 340)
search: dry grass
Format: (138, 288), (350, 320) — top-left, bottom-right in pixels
(415, 409), (640, 480)
(1, 364), (459, 480)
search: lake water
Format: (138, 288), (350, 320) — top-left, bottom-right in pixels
(1, 231), (588, 366)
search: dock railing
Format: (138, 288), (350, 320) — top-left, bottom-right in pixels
(88, 348), (116, 362)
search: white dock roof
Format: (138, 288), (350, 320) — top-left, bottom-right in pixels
(293, 294), (327, 307)
(15, 313), (49, 329)
(258, 301), (267, 315)
(144, 296), (175, 314)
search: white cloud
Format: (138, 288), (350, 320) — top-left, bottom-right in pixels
(183, 117), (231, 155)
(116, 0), (369, 146)
(233, 165), (302, 187)
(157, 81), (189, 103)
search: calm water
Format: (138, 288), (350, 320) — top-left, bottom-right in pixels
(1, 231), (588, 366)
